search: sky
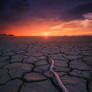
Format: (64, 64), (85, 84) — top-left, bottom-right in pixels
(0, 0), (92, 36)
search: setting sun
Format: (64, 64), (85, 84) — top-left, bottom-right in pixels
(43, 32), (49, 36)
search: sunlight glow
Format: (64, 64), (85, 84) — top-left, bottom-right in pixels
(50, 26), (62, 29)
(4, 19), (92, 36)
(43, 32), (49, 36)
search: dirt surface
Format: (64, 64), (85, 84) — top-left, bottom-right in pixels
(0, 36), (92, 92)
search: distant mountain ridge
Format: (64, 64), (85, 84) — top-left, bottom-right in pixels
(0, 34), (15, 37)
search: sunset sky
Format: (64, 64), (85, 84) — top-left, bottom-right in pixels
(0, 0), (92, 36)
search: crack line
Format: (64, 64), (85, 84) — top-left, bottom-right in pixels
(48, 56), (69, 92)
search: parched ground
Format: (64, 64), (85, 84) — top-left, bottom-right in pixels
(0, 36), (92, 92)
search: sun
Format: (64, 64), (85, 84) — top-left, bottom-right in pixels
(43, 32), (49, 36)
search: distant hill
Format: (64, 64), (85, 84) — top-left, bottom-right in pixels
(0, 34), (15, 37)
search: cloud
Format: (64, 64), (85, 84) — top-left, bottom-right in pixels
(50, 25), (62, 30)
(0, 0), (92, 34)
(61, 2), (92, 21)
(83, 13), (92, 20)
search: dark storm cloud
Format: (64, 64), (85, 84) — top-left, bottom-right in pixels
(0, 0), (31, 22)
(63, 2), (92, 21)
(0, 0), (92, 30)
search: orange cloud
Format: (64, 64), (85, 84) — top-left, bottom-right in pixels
(3, 18), (92, 36)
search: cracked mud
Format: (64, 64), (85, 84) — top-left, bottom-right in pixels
(0, 36), (92, 92)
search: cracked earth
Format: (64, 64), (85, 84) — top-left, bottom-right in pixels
(0, 36), (92, 92)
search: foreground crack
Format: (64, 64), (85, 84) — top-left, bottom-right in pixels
(86, 79), (90, 92)
(47, 56), (69, 92)
(17, 81), (24, 92)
